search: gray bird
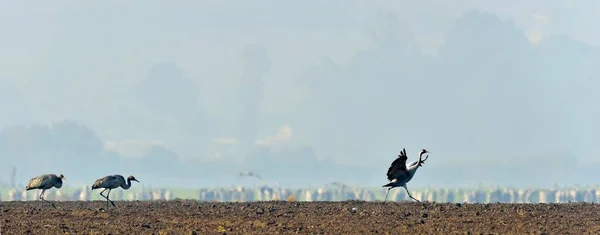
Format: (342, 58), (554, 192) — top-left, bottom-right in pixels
(382, 148), (430, 203)
(239, 171), (263, 180)
(25, 173), (66, 208)
(91, 174), (139, 209)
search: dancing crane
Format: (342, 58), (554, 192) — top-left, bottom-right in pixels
(91, 174), (139, 209)
(25, 173), (66, 208)
(382, 148), (430, 203)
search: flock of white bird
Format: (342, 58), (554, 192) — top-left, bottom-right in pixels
(23, 148), (429, 209)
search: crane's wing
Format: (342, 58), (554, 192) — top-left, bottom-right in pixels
(386, 148), (409, 181)
(92, 176), (109, 189)
(92, 175), (122, 189)
(25, 174), (53, 190)
(26, 176), (43, 190)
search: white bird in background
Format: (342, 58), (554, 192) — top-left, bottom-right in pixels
(91, 174), (139, 209)
(382, 148), (430, 203)
(25, 173), (66, 208)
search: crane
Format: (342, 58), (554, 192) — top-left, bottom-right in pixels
(91, 174), (139, 209)
(382, 148), (430, 203)
(25, 173), (66, 208)
(238, 171), (263, 180)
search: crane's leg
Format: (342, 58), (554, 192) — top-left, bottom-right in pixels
(383, 187), (392, 204)
(99, 188), (108, 199)
(98, 188), (110, 210)
(106, 189), (116, 207)
(39, 189), (56, 208)
(38, 189), (45, 206)
(99, 188), (107, 199)
(38, 189), (45, 200)
(402, 185), (420, 203)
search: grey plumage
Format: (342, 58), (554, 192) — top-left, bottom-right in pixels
(382, 148), (430, 203)
(91, 174), (139, 209)
(239, 171), (263, 180)
(25, 173), (66, 208)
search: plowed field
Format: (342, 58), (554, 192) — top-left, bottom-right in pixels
(1, 200), (599, 234)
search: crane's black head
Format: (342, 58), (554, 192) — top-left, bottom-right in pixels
(128, 175), (140, 183)
(58, 174), (66, 180)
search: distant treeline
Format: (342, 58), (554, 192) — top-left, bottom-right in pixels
(3, 185), (600, 203)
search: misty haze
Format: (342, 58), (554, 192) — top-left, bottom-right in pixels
(1, 1), (600, 190)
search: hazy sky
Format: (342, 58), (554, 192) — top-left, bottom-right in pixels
(1, 1), (600, 188)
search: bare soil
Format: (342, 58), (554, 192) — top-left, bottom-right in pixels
(1, 200), (600, 234)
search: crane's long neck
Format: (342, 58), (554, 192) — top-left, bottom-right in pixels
(408, 151), (425, 174)
(122, 179), (132, 189)
(407, 151), (425, 175)
(417, 151), (425, 167)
